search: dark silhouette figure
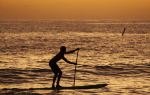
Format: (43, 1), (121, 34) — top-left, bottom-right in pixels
(49, 46), (79, 89)
(122, 27), (126, 36)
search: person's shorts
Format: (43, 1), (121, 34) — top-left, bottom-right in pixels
(49, 63), (61, 74)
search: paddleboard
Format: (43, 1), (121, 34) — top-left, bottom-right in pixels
(54, 84), (108, 90)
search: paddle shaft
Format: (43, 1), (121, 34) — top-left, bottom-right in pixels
(73, 50), (79, 87)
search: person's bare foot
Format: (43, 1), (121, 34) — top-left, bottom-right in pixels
(52, 85), (55, 89)
(56, 85), (62, 88)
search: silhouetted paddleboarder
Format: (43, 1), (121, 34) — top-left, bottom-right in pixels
(122, 27), (126, 36)
(49, 46), (79, 89)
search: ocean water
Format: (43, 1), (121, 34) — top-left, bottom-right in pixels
(0, 20), (150, 95)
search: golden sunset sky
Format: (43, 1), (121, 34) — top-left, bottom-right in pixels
(0, 0), (150, 20)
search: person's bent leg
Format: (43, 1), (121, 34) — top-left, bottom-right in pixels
(56, 70), (62, 87)
(52, 73), (58, 88)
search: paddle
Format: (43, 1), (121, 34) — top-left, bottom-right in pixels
(73, 49), (79, 87)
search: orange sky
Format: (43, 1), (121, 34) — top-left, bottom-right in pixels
(0, 0), (150, 20)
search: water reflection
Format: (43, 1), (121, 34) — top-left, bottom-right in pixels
(0, 27), (149, 94)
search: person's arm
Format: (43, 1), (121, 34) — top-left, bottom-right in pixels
(65, 48), (80, 54)
(62, 56), (77, 65)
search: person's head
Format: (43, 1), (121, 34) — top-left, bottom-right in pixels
(60, 46), (66, 53)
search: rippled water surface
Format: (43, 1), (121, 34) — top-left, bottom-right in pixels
(0, 20), (150, 95)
